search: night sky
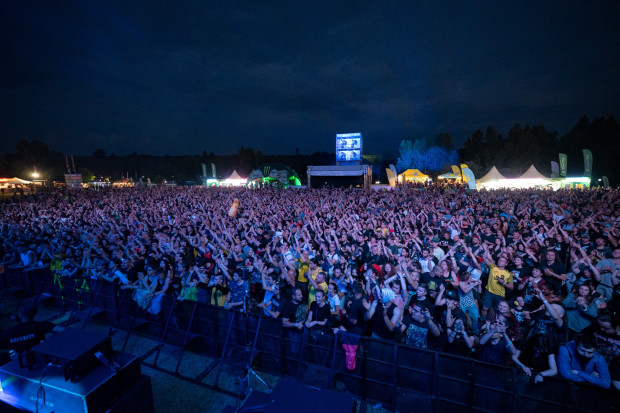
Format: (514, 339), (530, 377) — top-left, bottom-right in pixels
(1, 2), (619, 157)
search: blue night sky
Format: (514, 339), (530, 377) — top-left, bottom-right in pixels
(1, 1), (619, 156)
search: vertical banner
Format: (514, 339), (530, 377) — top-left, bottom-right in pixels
(602, 176), (609, 188)
(582, 149), (593, 178)
(461, 168), (476, 189)
(550, 161), (560, 179)
(451, 165), (461, 175)
(460, 164), (469, 182)
(201, 163), (207, 177)
(558, 153), (567, 177)
(211, 163), (217, 179)
(389, 164), (398, 183)
(386, 164), (397, 187)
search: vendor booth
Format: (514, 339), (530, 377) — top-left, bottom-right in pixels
(437, 172), (462, 181)
(398, 169), (429, 183)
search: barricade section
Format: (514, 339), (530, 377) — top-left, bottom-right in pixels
(1, 268), (618, 413)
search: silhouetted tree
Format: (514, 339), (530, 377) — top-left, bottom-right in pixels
(92, 148), (106, 158)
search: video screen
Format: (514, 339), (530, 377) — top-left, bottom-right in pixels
(336, 133), (362, 161)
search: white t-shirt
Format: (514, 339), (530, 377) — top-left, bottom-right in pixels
(328, 294), (341, 313)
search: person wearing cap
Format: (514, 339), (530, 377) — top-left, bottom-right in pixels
(436, 286), (468, 335)
(579, 233), (593, 254)
(430, 238), (445, 261)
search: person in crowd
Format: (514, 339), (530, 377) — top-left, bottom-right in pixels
(558, 334), (611, 389)
(480, 245), (514, 319)
(563, 281), (601, 337)
(479, 315), (516, 365)
(281, 287), (306, 330)
(305, 289), (331, 329)
(512, 335), (558, 383)
(581, 311), (620, 390)
(399, 303), (441, 349)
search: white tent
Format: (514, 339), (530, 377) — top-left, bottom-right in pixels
(518, 164), (547, 179)
(477, 166), (506, 188)
(478, 164), (554, 189)
(222, 170), (247, 186)
(0, 177), (32, 185)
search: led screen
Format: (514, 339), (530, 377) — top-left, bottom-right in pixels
(336, 132), (362, 162)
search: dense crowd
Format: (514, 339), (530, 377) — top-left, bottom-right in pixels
(1, 185), (619, 390)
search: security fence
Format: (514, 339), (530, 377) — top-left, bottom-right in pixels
(1, 268), (617, 412)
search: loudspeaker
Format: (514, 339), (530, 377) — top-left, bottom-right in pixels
(0, 353), (146, 413)
(30, 328), (111, 382)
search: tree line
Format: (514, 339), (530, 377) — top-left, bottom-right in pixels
(0, 115), (618, 184)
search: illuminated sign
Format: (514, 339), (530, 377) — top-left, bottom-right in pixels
(336, 132), (362, 162)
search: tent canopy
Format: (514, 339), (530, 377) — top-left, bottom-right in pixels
(398, 169), (429, 182)
(0, 177), (32, 185)
(478, 166), (506, 183)
(518, 165), (547, 179)
(227, 170), (245, 180)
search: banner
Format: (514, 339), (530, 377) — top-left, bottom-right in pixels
(461, 168), (476, 189)
(550, 161), (560, 179)
(201, 163), (207, 177)
(558, 153), (567, 178)
(460, 164), (470, 182)
(582, 149), (593, 178)
(389, 164), (398, 182)
(602, 176), (609, 188)
(385, 167), (397, 187)
(211, 163), (217, 179)
(451, 165), (461, 175)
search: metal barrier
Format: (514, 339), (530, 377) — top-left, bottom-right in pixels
(1, 268), (617, 412)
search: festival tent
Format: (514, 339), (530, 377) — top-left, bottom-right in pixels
(398, 169), (429, 183)
(518, 164), (547, 180)
(0, 177), (32, 186)
(0, 177), (32, 184)
(476, 166), (506, 188)
(222, 170), (247, 186)
(495, 164), (553, 189)
(437, 172), (462, 180)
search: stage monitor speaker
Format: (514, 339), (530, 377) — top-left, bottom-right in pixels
(29, 328), (111, 382)
(0, 353), (145, 413)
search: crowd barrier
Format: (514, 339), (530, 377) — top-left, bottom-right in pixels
(1, 268), (617, 412)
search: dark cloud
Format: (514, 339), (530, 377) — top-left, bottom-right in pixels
(1, 2), (619, 156)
